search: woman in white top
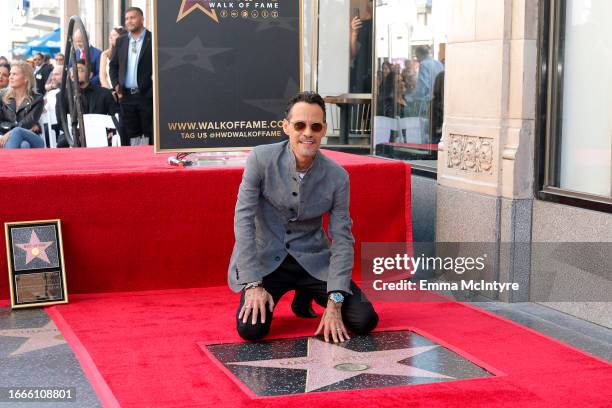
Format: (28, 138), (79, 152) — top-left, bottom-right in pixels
(100, 26), (127, 89)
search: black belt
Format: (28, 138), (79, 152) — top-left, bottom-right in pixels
(125, 87), (140, 95)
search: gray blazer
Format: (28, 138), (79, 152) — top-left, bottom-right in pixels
(228, 140), (355, 294)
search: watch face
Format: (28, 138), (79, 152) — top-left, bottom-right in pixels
(330, 293), (344, 303)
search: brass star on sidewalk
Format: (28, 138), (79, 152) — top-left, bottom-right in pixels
(229, 337), (452, 392)
(177, 0), (219, 23)
(0, 322), (66, 357)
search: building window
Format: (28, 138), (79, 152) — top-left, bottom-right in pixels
(316, 0), (374, 150)
(538, 0), (612, 212)
(372, 0), (446, 174)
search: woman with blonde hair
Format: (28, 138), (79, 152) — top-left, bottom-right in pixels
(0, 61), (45, 149)
(100, 26), (126, 89)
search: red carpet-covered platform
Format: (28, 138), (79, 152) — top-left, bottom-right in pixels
(0, 146), (411, 301)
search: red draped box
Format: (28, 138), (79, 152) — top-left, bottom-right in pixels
(0, 146), (411, 300)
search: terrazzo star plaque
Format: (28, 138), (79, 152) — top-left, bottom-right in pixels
(200, 330), (494, 397)
(4, 220), (68, 309)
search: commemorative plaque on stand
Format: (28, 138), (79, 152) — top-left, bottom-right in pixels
(4, 220), (68, 309)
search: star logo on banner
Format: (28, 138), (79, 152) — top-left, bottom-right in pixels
(15, 231), (53, 265)
(159, 36), (231, 73)
(177, 0), (219, 23)
(0, 322), (66, 357)
(229, 337), (452, 392)
(244, 78), (298, 116)
(254, 16), (299, 33)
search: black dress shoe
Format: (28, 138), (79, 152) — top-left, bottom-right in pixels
(291, 290), (317, 318)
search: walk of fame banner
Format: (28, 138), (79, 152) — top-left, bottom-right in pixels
(153, 0), (302, 152)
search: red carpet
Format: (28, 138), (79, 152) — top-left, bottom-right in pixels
(0, 146), (411, 300)
(47, 288), (612, 408)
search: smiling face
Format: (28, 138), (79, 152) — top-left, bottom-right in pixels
(283, 102), (327, 166)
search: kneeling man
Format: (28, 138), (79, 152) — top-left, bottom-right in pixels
(228, 92), (378, 343)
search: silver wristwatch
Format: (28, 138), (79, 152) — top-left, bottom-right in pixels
(328, 292), (344, 304)
(244, 281), (263, 291)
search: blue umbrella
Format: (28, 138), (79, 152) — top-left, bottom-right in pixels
(13, 28), (61, 57)
(11, 45), (32, 56)
(29, 28), (61, 54)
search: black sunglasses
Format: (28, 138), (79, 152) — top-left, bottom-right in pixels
(289, 121), (324, 133)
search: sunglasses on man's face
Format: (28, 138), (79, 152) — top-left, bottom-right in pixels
(289, 121), (324, 133)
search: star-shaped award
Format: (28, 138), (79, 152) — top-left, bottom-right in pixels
(15, 231), (53, 265)
(177, 0), (219, 23)
(229, 337), (452, 392)
(0, 322), (66, 357)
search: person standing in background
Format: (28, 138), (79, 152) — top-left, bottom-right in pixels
(349, 0), (374, 93)
(33, 53), (53, 95)
(100, 27), (127, 90)
(109, 7), (153, 146)
(73, 29), (102, 86)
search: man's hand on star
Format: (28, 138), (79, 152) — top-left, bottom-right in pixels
(239, 286), (274, 325)
(315, 300), (350, 343)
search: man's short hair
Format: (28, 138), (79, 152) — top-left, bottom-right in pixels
(285, 91), (326, 122)
(415, 46), (430, 59)
(76, 59), (87, 66)
(126, 6), (144, 16)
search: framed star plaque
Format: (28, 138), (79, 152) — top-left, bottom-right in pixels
(4, 220), (68, 309)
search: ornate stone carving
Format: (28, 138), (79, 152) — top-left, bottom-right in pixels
(446, 134), (494, 174)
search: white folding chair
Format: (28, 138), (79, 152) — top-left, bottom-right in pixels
(83, 114), (118, 148)
(110, 114), (121, 146)
(39, 89), (60, 148)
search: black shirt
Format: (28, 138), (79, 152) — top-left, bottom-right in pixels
(350, 19), (373, 93)
(57, 83), (119, 118)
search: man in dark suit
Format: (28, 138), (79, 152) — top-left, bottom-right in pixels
(72, 30), (102, 86)
(109, 6), (153, 146)
(33, 52), (53, 95)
